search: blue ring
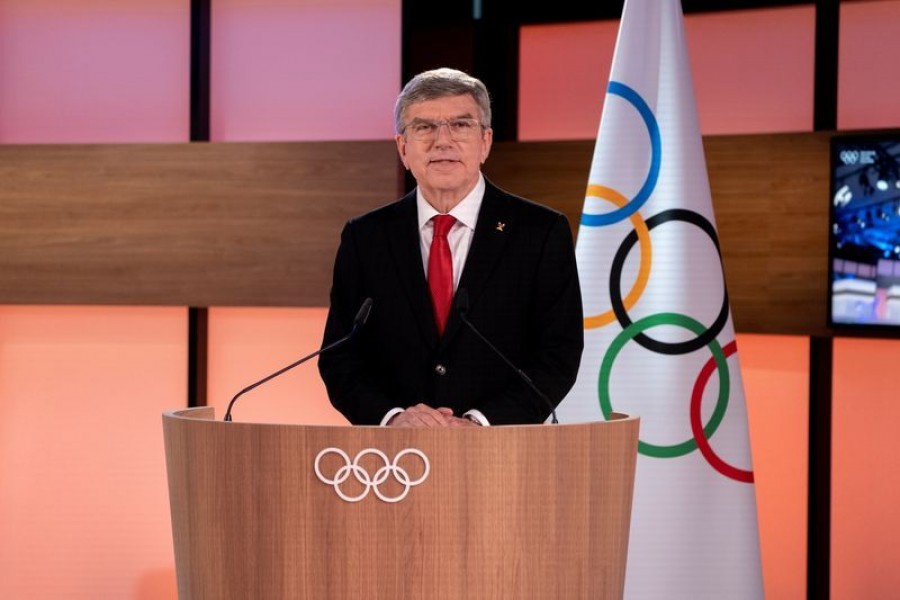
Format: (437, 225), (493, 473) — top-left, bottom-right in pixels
(580, 81), (661, 227)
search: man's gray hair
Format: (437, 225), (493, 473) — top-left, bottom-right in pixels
(393, 68), (492, 134)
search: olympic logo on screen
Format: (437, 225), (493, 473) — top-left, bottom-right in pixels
(314, 447), (430, 503)
(578, 80), (753, 484)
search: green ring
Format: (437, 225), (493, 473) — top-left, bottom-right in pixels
(598, 312), (730, 458)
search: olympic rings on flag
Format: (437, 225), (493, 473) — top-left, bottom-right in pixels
(583, 184), (652, 329)
(579, 80), (659, 329)
(580, 81), (661, 227)
(608, 208), (730, 354)
(598, 312), (729, 459)
(314, 447), (430, 503)
(691, 341), (754, 483)
(581, 81), (753, 483)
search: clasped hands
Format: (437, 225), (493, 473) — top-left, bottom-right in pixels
(387, 403), (480, 427)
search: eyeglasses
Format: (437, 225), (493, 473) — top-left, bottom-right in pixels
(402, 118), (485, 142)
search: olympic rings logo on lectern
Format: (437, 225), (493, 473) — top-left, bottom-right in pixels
(313, 447), (430, 503)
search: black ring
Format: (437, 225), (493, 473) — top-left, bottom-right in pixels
(609, 208), (730, 355)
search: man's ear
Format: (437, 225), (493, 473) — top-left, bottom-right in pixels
(480, 127), (493, 165)
(395, 134), (409, 169)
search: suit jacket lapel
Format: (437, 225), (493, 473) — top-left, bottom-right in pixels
(441, 182), (512, 347)
(386, 192), (440, 348)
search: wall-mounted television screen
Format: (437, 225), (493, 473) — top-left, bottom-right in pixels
(829, 131), (900, 333)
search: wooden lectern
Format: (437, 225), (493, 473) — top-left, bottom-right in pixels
(163, 408), (638, 599)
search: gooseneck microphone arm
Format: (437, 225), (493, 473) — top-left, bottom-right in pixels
(223, 297), (373, 422)
(455, 289), (559, 425)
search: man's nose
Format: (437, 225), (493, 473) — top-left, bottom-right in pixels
(433, 121), (454, 143)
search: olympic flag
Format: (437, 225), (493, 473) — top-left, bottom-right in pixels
(556, 0), (764, 597)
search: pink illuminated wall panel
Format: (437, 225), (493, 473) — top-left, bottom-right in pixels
(837, 0), (900, 130)
(207, 307), (348, 425)
(210, 0), (401, 142)
(0, 307), (185, 600)
(519, 6), (815, 140)
(0, 0), (189, 143)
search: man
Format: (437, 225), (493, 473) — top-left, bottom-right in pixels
(318, 68), (583, 427)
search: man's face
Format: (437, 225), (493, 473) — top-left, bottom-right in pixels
(395, 94), (493, 206)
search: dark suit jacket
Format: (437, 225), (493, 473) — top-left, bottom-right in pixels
(318, 179), (584, 425)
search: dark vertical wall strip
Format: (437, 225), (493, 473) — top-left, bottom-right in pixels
(807, 335), (833, 600)
(810, 3), (839, 596)
(188, 309), (209, 407)
(189, 0), (212, 407)
(190, 0), (212, 143)
(473, 7), (519, 142)
(814, 0), (839, 132)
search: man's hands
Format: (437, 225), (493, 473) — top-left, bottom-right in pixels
(387, 404), (480, 427)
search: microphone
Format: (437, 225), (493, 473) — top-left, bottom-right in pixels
(455, 289), (558, 424)
(223, 297), (373, 422)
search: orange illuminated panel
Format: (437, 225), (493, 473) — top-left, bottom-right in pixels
(207, 307), (348, 425)
(210, 0), (400, 141)
(519, 5), (814, 140)
(684, 6), (814, 135)
(519, 21), (619, 141)
(737, 333), (808, 600)
(838, 0), (900, 130)
(832, 337), (900, 598)
(0, 306), (185, 600)
(0, 0), (189, 143)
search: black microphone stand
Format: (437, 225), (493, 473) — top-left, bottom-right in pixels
(456, 290), (559, 424)
(223, 298), (373, 422)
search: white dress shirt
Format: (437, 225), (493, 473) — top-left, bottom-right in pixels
(416, 174), (484, 292)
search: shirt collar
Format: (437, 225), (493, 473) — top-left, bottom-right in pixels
(417, 174), (485, 232)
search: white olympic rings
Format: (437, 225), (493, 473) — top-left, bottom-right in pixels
(313, 447), (430, 503)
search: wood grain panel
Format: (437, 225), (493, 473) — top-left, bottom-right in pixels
(163, 407), (639, 599)
(484, 132), (832, 335)
(706, 132), (830, 336)
(0, 142), (399, 306)
(0, 133), (833, 334)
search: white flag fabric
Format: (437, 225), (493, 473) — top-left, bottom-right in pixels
(556, 0), (764, 597)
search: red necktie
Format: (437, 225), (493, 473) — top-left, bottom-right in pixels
(428, 214), (456, 335)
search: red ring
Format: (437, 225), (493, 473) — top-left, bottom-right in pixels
(690, 340), (754, 483)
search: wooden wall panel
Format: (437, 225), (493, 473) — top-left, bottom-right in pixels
(706, 133), (830, 336)
(484, 133), (832, 336)
(0, 142), (399, 306)
(0, 133), (832, 334)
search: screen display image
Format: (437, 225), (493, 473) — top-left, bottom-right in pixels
(830, 134), (900, 331)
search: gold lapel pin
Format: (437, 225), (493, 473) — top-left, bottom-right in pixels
(496, 222), (506, 232)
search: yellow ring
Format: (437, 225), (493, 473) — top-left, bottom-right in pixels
(582, 184), (652, 329)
